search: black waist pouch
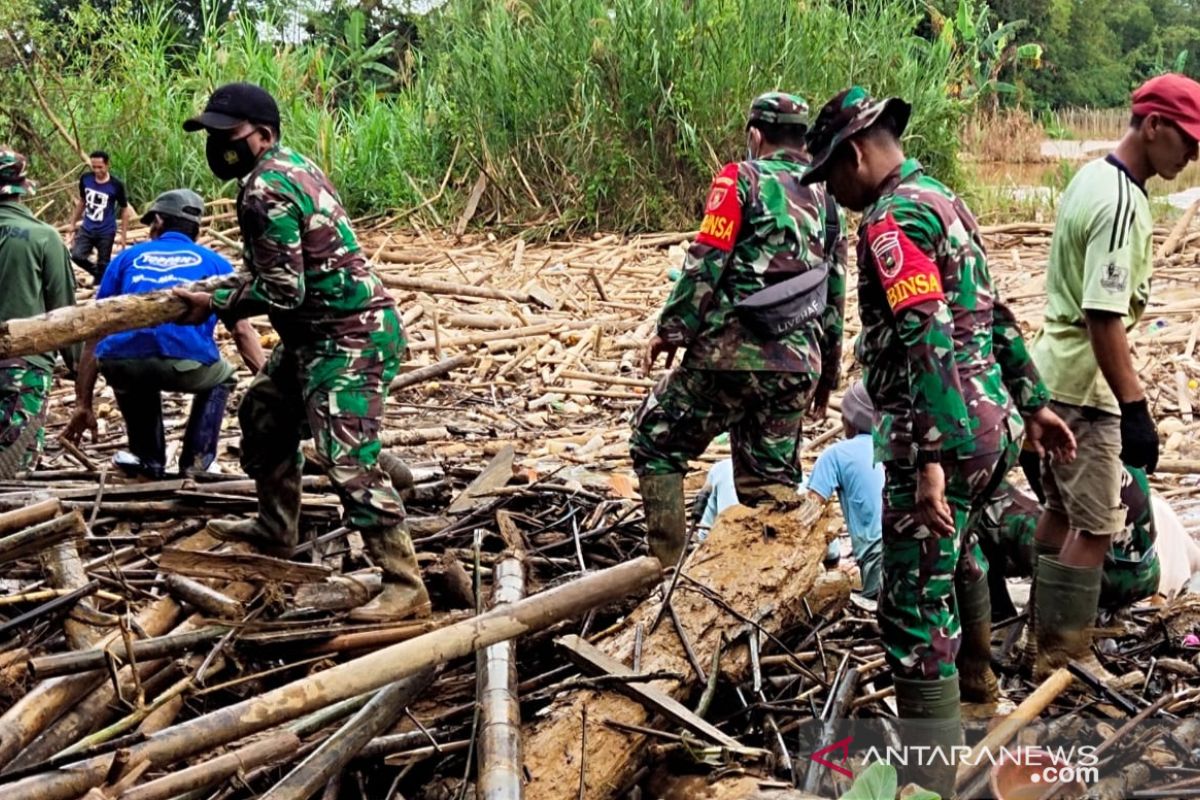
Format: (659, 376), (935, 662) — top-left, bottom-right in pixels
(733, 263), (829, 339)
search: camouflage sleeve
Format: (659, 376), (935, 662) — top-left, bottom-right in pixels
(656, 163), (745, 346)
(992, 299), (1050, 414)
(817, 204), (848, 392)
(865, 205), (968, 454)
(227, 172), (308, 313)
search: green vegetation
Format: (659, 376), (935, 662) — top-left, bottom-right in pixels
(951, 0), (1200, 109)
(3, 0), (979, 231)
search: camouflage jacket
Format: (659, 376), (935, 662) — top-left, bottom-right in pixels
(212, 145), (403, 351)
(657, 150), (847, 380)
(855, 159), (1048, 463)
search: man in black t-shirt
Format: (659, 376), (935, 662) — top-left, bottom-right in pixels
(69, 150), (132, 282)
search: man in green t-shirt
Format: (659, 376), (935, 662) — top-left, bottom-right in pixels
(1030, 73), (1200, 677)
(0, 147), (79, 470)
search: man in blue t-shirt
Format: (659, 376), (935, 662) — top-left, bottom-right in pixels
(64, 189), (264, 478)
(695, 381), (884, 597)
(69, 151), (132, 283)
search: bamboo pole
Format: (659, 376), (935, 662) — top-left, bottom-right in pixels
(389, 354), (475, 393)
(477, 554), (526, 800)
(0, 513), (86, 566)
(0, 276), (237, 360)
(0, 499), (61, 537)
(1, 557), (662, 800)
(161, 575), (246, 620)
(28, 627), (230, 679)
(259, 669), (435, 800)
(953, 668), (1075, 791)
(379, 275), (530, 303)
(117, 733), (300, 800)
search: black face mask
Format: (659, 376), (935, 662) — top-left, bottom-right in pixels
(206, 134), (257, 180)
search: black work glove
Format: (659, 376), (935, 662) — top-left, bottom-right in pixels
(1119, 399), (1159, 473)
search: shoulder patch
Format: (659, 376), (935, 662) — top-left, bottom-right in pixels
(866, 212), (945, 313)
(695, 163), (742, 252)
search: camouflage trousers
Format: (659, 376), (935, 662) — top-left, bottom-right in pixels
(238, 310), (406, 531)
(879, 429), (1020, 679)
(629, 367), (815, 503)
(0, 365), (52, 471)
(975, 480), (1161, 611)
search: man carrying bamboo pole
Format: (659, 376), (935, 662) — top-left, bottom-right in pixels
(63, 189), (265, 478)
(0, 147), (79, 470)
(174, 83), (429, 621)
(802, 87), (1075, 795)
(630, 92), (847, 567)
(1029, 74), (1200, 680)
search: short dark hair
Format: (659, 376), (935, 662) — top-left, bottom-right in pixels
(1130, 113), (1145, 129)
(89, 150), (110, 163)
(156, 214), (200, 241)
(748, 120), (808, 150)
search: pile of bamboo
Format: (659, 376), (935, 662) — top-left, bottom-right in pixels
(0, 212), (1199, 800)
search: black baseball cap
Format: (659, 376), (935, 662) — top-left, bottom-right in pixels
(183, 82), (281, 133)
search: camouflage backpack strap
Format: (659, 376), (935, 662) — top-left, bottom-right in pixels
(0, 405), (46, 478)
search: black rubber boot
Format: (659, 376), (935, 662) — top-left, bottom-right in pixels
(1034, 556), (1112, 682)
(209, 457), (303, 558)
(179, 384), (231, 476)
(956, 572), (999, 703)
(638, 473), (686, 567)
(112, 389), (166, 479)
(894, 675), (963, 798)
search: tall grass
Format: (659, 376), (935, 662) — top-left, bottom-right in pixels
(4, 0), (974, 231)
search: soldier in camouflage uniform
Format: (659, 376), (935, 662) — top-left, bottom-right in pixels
(976, 468), (1160, 617)
(177, 84), (428, 622)
(803, 88), (1076, 795)
(630, 92), (847, 566)
(0, 148), (79, 470)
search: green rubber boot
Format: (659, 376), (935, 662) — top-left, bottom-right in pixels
(1034, 556), (1112, 682)
(956, 572), (999, 703)
(208, 458), (302, 559)
(1022, 539), (1060, 670)
(639, 473), (686, 568)
(894, 675), (963, 798)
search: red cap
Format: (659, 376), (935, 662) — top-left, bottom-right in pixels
(1131, 73), (1200, 141)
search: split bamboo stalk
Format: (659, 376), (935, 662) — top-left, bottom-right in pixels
(116, 733), (300, 800)
(0, 275), (237, 360)
(477, 553), (526, 800)
(259, 669), (435, 800)
(1, 557), (662, 800)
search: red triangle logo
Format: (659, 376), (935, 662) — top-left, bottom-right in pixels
(811, 736), (854, 778)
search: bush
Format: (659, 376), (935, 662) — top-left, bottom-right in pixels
(3, 0), (973, 231)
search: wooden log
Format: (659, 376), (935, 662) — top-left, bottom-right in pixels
(116, 732), (300, 800)
(0, 512), (86, 566)
(0, 499), (61, 537)
(0, 275), (237, 360)
(40, 540), (101, 650)
(158, 548), (331, 584)
(28, 626), (229, 679)
(260, 669), (435, 800)
(1, 557), (663, 800)
(953, 668), (1075, 791)
(521, 502), (849, 800)
(293, 571), (382, 612)
(390, 354), (475, 393)
(477, 553), (526, 800)
(161, 575), (246, 620)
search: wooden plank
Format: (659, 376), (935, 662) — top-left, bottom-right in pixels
(555, 634), (743, 750)
(446, 444), (515, 514)
(158, 548), (331, 584)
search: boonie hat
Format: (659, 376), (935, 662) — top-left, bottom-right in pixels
(0, 147), (34, 197)
(801, 86), (911, 185)
(1131, 73), (1200, 142)
(840, 380), (875, 435)
(747, 92), (810, 129)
